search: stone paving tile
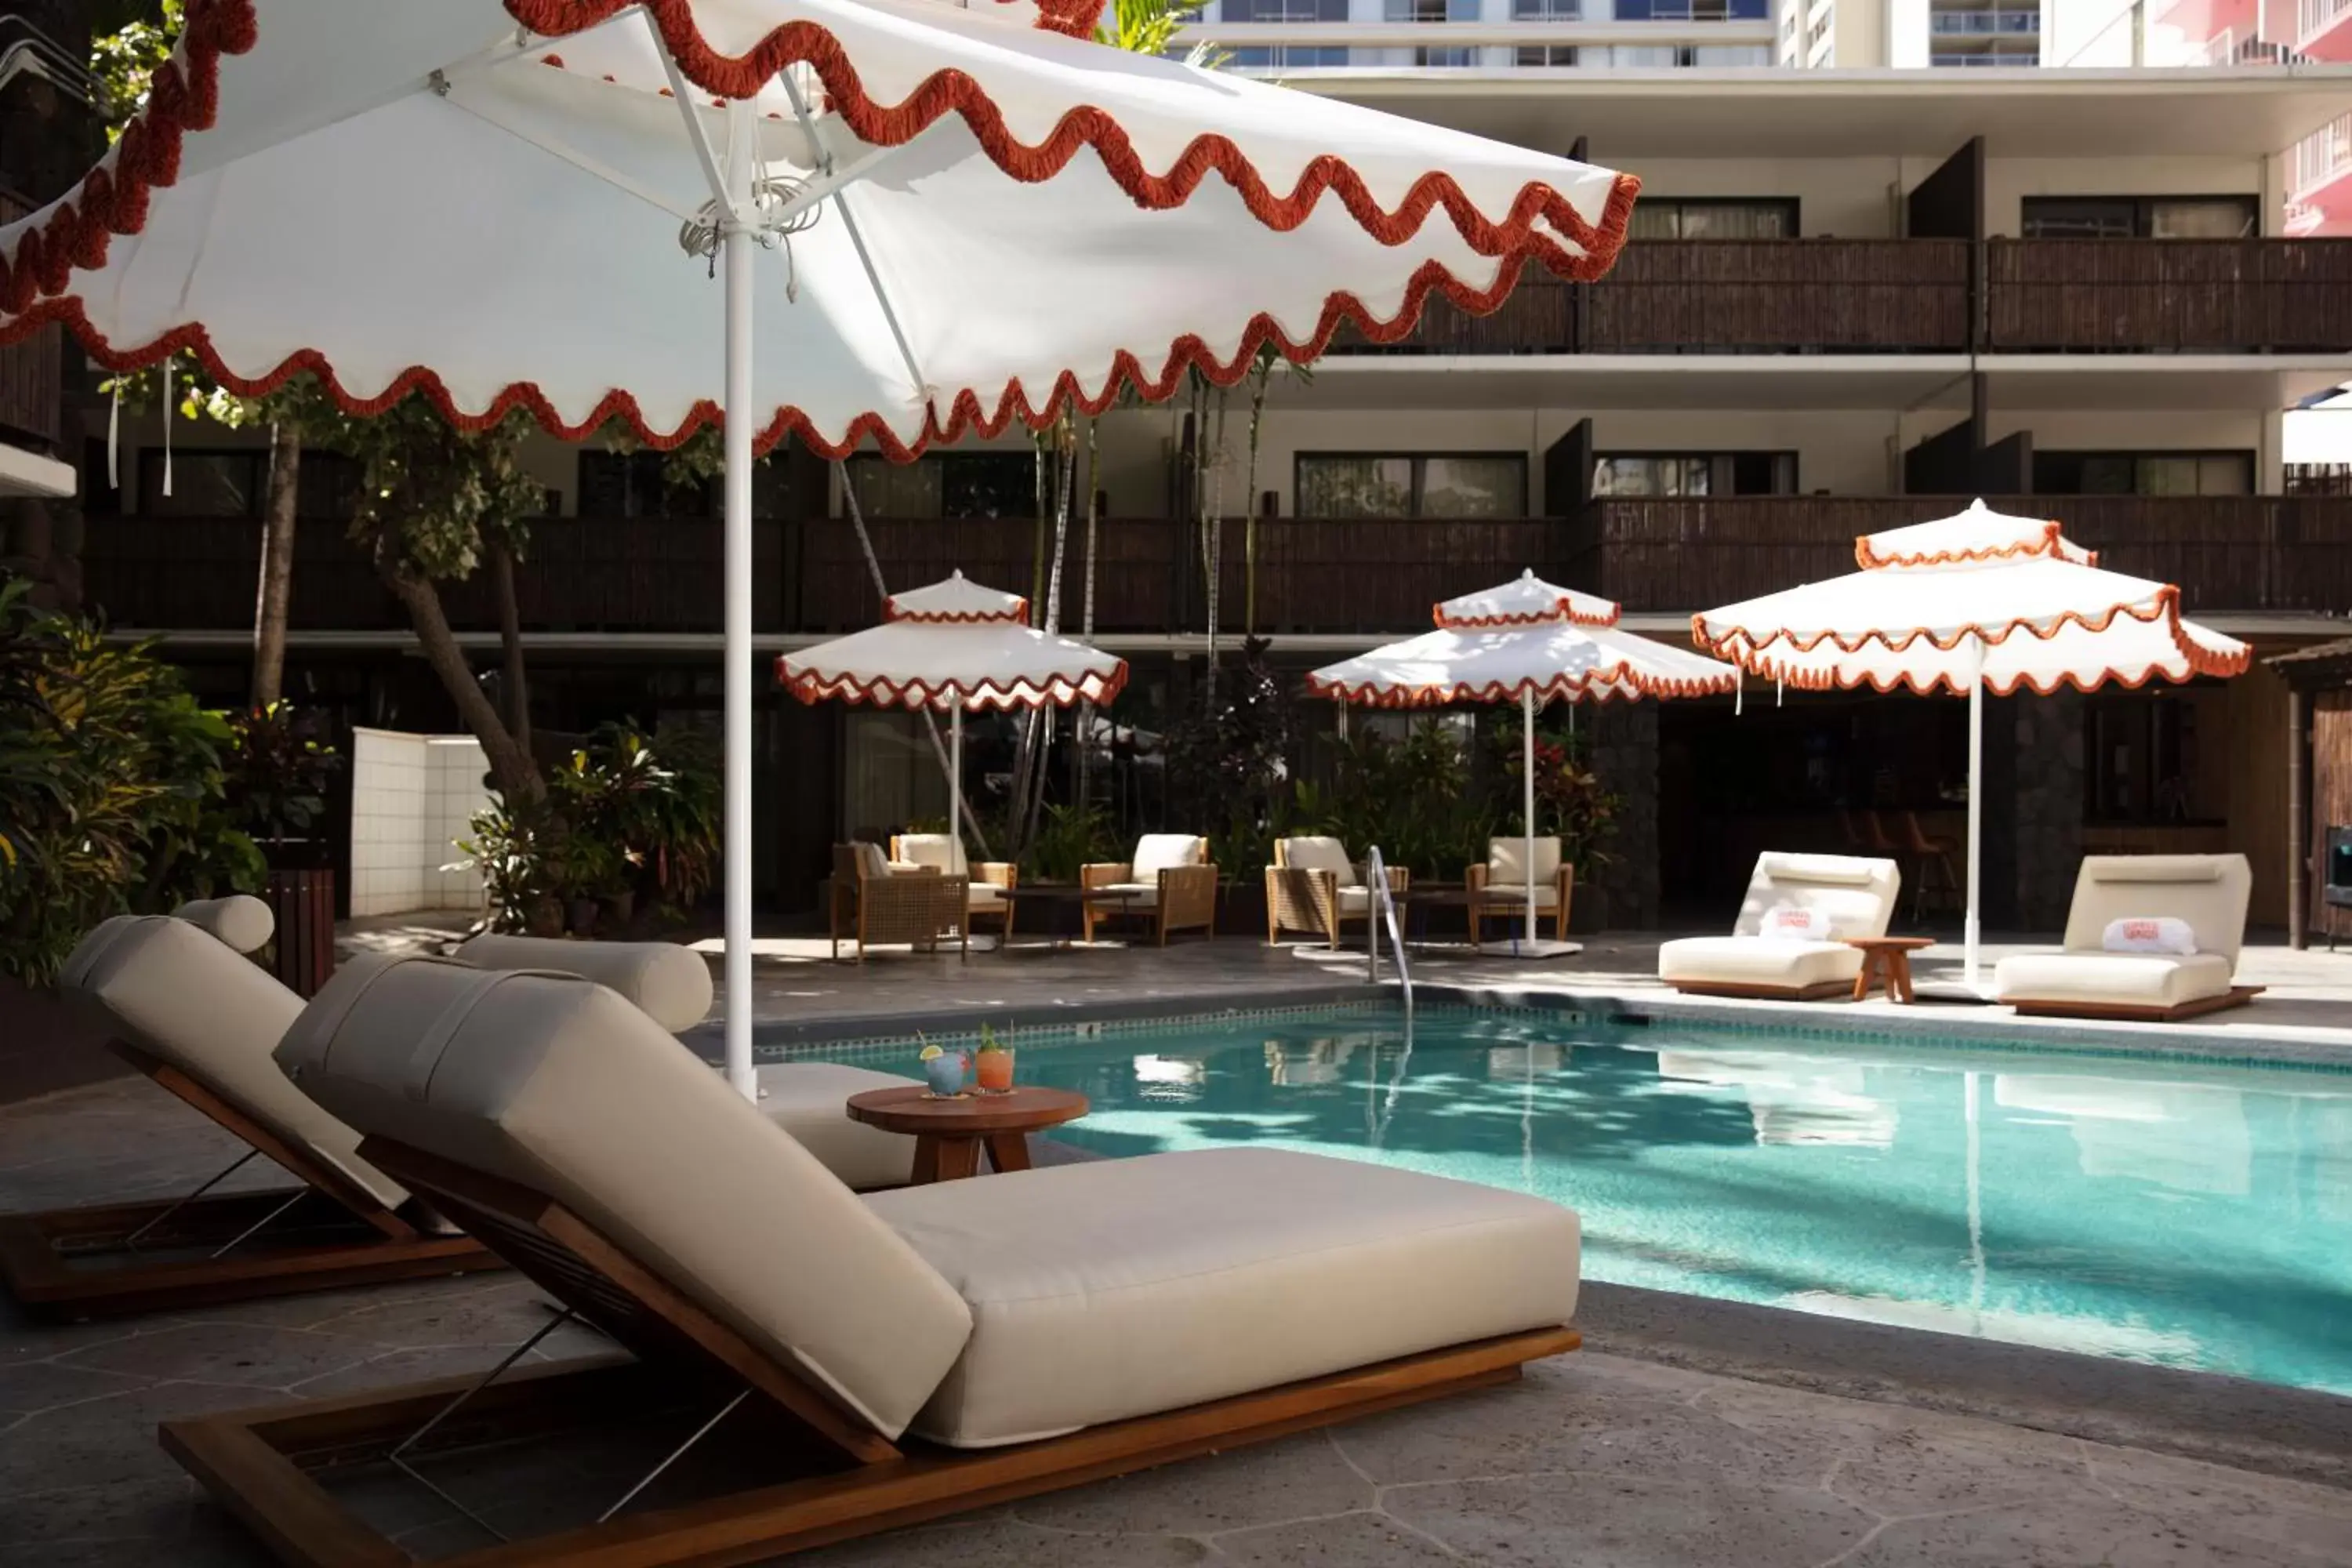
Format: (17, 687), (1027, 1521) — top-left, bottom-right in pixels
(1384, 1469), (1878, 1566)
(55, 1320), (384, 1389)
(1846, 1501), (2332, 1567)
(1010, 1429), (1370, 1536)
(796, 1515), (1215, 1567)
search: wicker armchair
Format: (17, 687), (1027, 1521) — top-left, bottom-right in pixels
(1265, 837), (1410, 949)
(1465, 837), (1574, 946)
(1080, 833), (1218, 945)
(829, 843), (970, 962)
(890, 833), (1018, 942)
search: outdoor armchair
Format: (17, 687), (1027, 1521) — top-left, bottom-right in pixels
(1080, 833), (1218, 944)
(1465, 837), (1576, 946)
(829, 842), (971, 963)
(1265, 836), (1410, 948)
(892, 832), (1018, 942)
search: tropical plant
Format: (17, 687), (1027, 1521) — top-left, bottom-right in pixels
(1164, 636), (1294, 882)
(223, 701), (340, 848)
(1301, 719), (1495, 880)
(1489, 707), (1623, 875)
(453, 795), (561, 936)
(550, 724), (724, 919)
(1023, 800), (1120, 883)
(0, 582), (261, 985)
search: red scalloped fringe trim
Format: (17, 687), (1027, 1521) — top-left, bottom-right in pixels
(1854, 519), (2099, 572)
(1689, 589), (2249, 699)
(1435, 604), (1621, 631)
(777, 660), (1130, 710)
(884, 603), (1033, 625)
(503, 1), (1640, 269)
(0, 0), (1639, 460)
(1303, 668), (1737, 709)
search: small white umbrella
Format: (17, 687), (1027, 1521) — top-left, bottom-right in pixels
(1693, 500), (2250, 993)
(4, 0), (1636, 1098)
(778, 572), (1125, 860)
(1308, 571), (1739, 956)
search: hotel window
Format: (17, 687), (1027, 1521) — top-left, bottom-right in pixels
(848, 452), (1036, 518)
(1512, 0), (1581, 14)
(1620, 0), (1771, 15)
(1295, 454), (1529, 517)
(1223, 0), (1352, 67)
(1515, 45), (1579, 64)
(1628, 198), (1798, 241)
(579, 449), (710, 517)
(2020, 195), (2258, 239)
(2032, 451), (2254, 497)
(1385, 0), (1479, 18)
(138, 450), (265, 518)
(1592, 452), (1798, 497)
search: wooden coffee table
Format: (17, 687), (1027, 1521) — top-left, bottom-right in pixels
(1842, 936), (1936, 1004)
(844, 1084), (1090, 1183)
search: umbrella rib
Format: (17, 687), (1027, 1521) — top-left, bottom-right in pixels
(647, 7), (738, 221)
(437, 82), (703, 223)
(779, 72), (933, 418)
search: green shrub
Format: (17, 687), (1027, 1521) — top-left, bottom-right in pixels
(0, 581), (261, 985)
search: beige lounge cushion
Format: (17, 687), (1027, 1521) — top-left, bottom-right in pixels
(1133, 834), (1205, 880)
(1994, 951), (2234, 1009)
(755, 1062), (920, 1190)
(1658, 935), (1864, 990)
(455, 935), (713, 1033)
(895, 833), (969, 877)
(867, 1147), (1581, 1449)
(854, 840), (891, 882)
(2063, 855), (2250, 967)
(1280, 836), (1354, 877)
(1730, 853), (1900, 942)
(60, 916), (409, 1210)
(1488, 837), (1562, 885)
(1483, 882), (1562, 912)
(171, 895), (275, 955)
(966, 884), (1007, 911)
(274, 956), (973, 1439)
(1333, 885), (1372, 916)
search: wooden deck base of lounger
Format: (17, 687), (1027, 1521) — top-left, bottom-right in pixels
(0, 1190), (499, 1319)
(158, 1132), (1581, 1568)
(0, 1042), (499, 1319)
(163, 1327), (1579, 1568)
(1666, 978), (1857, 1003)
(2003, 985), (2265, 1023)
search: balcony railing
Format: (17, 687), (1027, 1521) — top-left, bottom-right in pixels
(2292, 113), (2352, 198)
(2302, 0), (2352, 48)
(0, 192), (60, 448)
(1564, 495), (2352, 613)
(1930, 9), (2040, 34)
(1982, 238), (2352, 352)
(1328, 240), (1971, 355)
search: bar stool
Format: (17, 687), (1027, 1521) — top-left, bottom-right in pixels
(1898, 811), (1961, 920)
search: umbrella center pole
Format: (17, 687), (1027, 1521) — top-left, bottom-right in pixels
(1964, 636), (1986, 993)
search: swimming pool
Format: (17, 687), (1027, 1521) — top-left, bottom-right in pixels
(820, 1007), (2352, 1394)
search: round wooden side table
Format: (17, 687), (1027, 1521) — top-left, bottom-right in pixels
(844, 1084), (1090, 1184)
(1841, 936), (1936, 1004)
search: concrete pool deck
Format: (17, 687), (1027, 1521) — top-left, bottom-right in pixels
(4, 1076), (2352, 1566)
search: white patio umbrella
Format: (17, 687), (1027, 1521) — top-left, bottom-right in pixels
(1308, 572), (1738, 957)
(0, 0), (1638, 1095)
(777, 570), (1125, 860)
(1693, 500), (2250, 994)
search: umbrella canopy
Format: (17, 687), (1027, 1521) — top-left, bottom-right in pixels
(1692, 500), (2250, 992)
(778, 571), (1125, 710)
(1306, 572), (1738, 707)
(1308, 573), (1737, 956)
(779, 572), (1122, 873)
(6, 0), (1639, 1098)
(0, 0), (1638, 455)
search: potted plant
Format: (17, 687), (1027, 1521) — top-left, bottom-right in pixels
(224, 702), (341, 871)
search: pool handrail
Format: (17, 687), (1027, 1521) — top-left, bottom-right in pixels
(1366, 846), (1414, 1029)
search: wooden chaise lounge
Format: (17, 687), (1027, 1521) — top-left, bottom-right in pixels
(1994, 854), (2264, 1022)
(1657, 853), (1904, 1001)
(0, 906), (497, 1319)
(165, 955), (1584, 1566)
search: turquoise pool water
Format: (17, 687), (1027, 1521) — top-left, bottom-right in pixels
(829, 1007), (2352, 1394)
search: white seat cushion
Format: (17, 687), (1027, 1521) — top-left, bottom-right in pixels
(456, 935), (713, 1033)
(966, 884), (1007, 911)
(895, 834), (970, 877)
(1132, 834), (1205, 880)
(60, 916), (410, 1211)
(1088, 881), (1158, 910)
(1994, 950), (2234, 1009)
(277, 956), (974, 1440)
(755, 1063), (919, 1190)
(866, 1147), (1581, 1449)
(1488, 837), (1562, 886)
(1482, 882), (1561, 912)
(1658, 936), (1863, 990)
(1334, 885), (1371, 916)
(1280, 836), (1354, 877)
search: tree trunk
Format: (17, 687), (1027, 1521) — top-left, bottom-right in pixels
(492, 540), (531, 760)
(250, 422), (301, 708)
(381, 564), (543, 800)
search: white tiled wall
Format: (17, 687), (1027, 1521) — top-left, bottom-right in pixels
(349, 728), (493, 916)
